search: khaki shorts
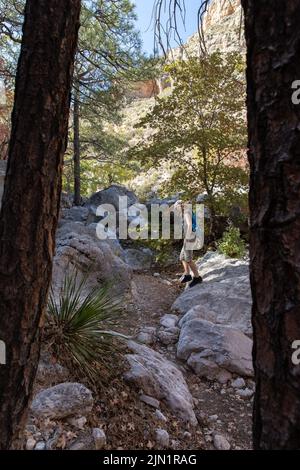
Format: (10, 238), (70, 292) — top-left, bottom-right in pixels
(179, 233), (200, 262)
(180, 245), (193, 262)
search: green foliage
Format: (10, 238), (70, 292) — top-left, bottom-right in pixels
(0, 0), (23, 89)
(128, 53), (248, 217)
(138, 238), (177, 266)
(75, 0), (144, 103)
(0, 0), (145, 86)
(67, 0), (148, 196)
(63, 119), (135, 195)
(0, 0), (154, 196)
(47, 269), (127, 381)
(217, 225), (247, 259)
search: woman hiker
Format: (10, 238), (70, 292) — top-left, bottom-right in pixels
(174, 200), (203, 288)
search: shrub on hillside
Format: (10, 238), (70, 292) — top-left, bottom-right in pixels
(217, 225), (246, 259)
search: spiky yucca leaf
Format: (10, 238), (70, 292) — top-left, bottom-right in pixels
(47, 269), (128, 381)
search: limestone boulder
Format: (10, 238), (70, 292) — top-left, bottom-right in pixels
(124, 341), (197, 425)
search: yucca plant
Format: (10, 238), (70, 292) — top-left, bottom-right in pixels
(46, 268), (129, 382)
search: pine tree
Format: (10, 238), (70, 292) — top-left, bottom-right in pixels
(0, 0), (80, 449)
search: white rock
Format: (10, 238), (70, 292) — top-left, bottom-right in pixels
(124, 248), (153, 271)
(177, 297), (252, 337)
(124, 341), (197, 425)
(136, 327), (156, 345)
(156, 429), (170, 447)
(231, 378), (246, 389)
(61, 206), (89, 223)
(34, 441), (46, 451)
(173, 253), (252, 336)
(68, 416), (87, 430)
(155, 410), (167, 422)
(88, 184), (138, 211)
(237, 388), (254, 399)
(157, 327), (179, 346)
(213, 434), (231, 450)
(173, 0), (244, 57)
(209, 414), (218, 422)
(31, 382), (93, 420)
(69, 440), (90, 451)
(52, 222), (132, 297)
(216, 370), (232, 384)
(171, 439), (179, 449)
(26, 438), (36, 450)
(177, 319), (253, 379)
(160, 314), (179, 329)
(140, 394), (160, 409)
(36, 360), (69, 384)
(92, 428), (106, 450)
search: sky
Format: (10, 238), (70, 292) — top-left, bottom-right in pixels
(133, 0), (200, 55)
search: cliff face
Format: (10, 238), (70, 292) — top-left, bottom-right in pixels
(170, 0), (244, 60)
(202, 0), (244, 53)
(123, 0), (245, 140)
(128, 1), (244, 98)
(124, 1), (246, 198)
(126, 80), (160, 100)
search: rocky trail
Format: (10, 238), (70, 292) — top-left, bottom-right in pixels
(24, 186), (254, 451)
(26, 263), (253, 451)
(124, 268), (253, 451)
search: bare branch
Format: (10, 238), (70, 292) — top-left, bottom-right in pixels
(153, 0), (211, 57)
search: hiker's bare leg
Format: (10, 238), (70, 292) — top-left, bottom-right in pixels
(189, 260), (200, 278)
(182, 260), (190, 275)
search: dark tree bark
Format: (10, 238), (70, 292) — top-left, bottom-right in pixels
(73, 87), (81, 205)
(242, 0), (300, 449)
(0, 0), (81, 449)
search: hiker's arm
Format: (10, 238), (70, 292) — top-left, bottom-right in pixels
(184, 213), (194, 242)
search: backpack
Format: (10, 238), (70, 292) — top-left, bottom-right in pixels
(192, 211), (197, 232)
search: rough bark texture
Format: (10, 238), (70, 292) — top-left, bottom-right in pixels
(73, 88), (81, 206)
(242, 0), (300, 449)
(0, 0), (81, 449)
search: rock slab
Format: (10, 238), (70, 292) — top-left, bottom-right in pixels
(124, 341), (197, 425)
(31, 382), (93, 420)
(177, 319), (253, 378)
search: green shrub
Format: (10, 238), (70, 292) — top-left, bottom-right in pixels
(46, 269), (127, 382)
(145, 238), (177, 265)
(217, 225), (246, 259)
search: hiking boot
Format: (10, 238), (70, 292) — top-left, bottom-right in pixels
(180, 274), (192, 284)
(189, 276), (203, 288)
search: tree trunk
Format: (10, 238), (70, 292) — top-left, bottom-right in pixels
(73, 87), (81, 205)
(242, 0), (300, 449)
(0, 0), (81, 450)
(205, 191), (217, 242)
